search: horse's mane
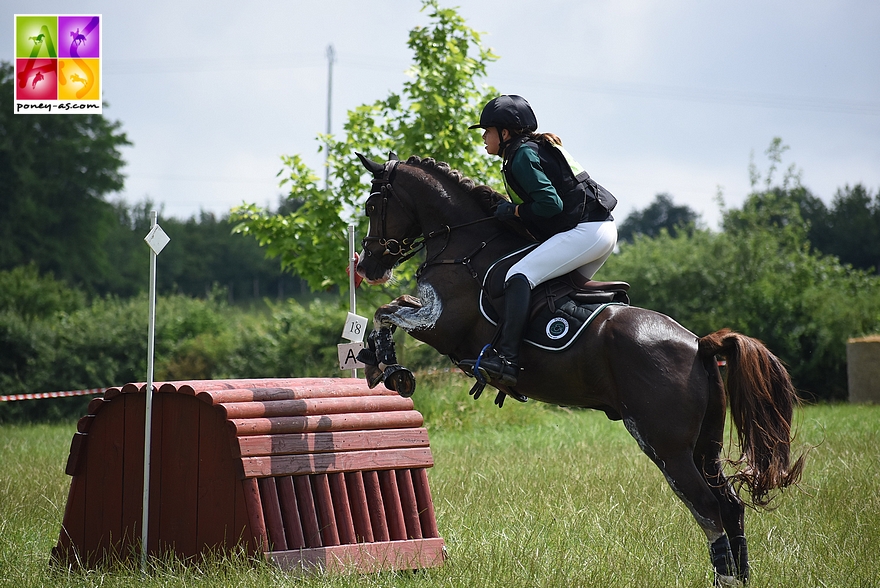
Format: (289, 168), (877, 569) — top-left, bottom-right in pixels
(405, 155), (505, 215)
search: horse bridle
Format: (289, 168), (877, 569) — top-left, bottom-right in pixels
(361, 159), (427, 269)
(361, 158), (503, 275)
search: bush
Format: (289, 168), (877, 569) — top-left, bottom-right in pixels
(601, 226), (880, 400)
(0, 267), (368, 423)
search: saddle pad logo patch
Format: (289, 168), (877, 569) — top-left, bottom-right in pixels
(546, 317), (570, 340)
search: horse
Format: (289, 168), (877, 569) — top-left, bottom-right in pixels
(354, 153), (804, 586)
(70, 29), (87, 47)
(70, 73), (88, 86)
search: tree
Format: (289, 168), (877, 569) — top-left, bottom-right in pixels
(0, 61), (131, 292)
(806, 184), (880, 273)
(231, 0), (499, 295)
(729, 137), (880, 274)
(617, 193), (699, 242)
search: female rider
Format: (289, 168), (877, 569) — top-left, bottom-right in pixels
(462, 95), (618, 387)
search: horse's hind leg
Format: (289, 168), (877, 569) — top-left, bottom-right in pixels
(702, 455), (748, 583)
(695, 369), (749, 582)
(623, 418), (741, 586)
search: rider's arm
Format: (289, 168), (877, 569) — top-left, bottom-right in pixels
(509, 146), (563, 218)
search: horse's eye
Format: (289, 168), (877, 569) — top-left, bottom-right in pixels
(365, 203), (375, 216)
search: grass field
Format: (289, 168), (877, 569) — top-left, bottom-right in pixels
(1, 374), (878, 587)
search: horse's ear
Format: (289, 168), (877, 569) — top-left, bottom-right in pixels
(356, 152), (385, 177)
(388, 151), (399, 161)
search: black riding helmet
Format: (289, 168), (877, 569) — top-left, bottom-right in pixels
(468, 95), (538, 133)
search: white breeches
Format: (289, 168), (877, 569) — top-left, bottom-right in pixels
(506, 220), (618, 288)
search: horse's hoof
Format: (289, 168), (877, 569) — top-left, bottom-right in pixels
(714, 573), (743, 587)
(364, 364), (383, 389)
(383, 364), (416, 398)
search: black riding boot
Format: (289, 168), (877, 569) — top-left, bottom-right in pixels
(474, 274), (531, 386)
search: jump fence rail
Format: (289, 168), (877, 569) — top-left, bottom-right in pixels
(51, 378), (445, 574)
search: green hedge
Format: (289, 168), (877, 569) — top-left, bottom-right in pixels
(0, 269), (370, 422)
(598, 225), (880, 400)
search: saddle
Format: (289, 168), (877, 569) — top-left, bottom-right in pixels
(480, 246), (630, 352)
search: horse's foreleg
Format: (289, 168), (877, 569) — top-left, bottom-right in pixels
(358, 325), (416, 397)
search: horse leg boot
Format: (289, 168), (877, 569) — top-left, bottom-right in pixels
(477, 273), (531, 386)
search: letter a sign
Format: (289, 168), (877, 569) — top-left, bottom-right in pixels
(337, 342), (365, 370)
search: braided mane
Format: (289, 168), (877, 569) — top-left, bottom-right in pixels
(405, 155), (505, 214)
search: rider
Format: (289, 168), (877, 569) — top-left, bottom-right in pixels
(463, 94), (618, 387)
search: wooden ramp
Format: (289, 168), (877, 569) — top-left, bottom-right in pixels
(52, 378), (445, 573)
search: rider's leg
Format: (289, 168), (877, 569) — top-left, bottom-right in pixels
(507, 220), (617, 285)
(476, 273), (531, 386)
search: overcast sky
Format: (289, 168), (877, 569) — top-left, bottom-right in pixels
(9, 1), (880, 229)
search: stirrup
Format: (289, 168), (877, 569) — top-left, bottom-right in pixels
(462, 345), (519, 387)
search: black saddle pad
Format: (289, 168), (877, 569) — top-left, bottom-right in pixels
(479, 247), (629, 351)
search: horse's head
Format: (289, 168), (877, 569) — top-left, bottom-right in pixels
(355, 152), (510, 285)
(356, 152), (424, 285)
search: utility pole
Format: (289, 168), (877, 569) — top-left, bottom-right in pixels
(325, 44), (335, 190)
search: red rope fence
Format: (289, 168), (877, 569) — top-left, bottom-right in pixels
(0, 388), (108, 402)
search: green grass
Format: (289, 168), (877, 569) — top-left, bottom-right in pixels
(1, 375), (878, 587)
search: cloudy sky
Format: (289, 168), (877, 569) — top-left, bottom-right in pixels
(8, 1), (880, 229)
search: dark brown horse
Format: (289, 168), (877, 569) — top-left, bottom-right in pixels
(355, 153), (804, 586)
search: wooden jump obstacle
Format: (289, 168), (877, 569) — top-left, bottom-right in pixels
(52, 378), (445, 573)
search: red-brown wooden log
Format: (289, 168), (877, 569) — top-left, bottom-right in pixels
(153, 378), (370, 396)
(312, 474), (340, 546)
(236, 428), (429, 458)
(77, 414), (95, 434)
(258, 477), (287, 551)
(241, 477), (267, 553)
(328, 473), (356, 544)
(378, 470), (407, 541)
(229, 410), (424, 436)
(234, 476), (257, 554)
(240, 447), (434, 478)
(293, 475), (322, 548)
(362, 470), (389, 542)
(218, 395), (413, 420)
(412, 468), (440, 539)
(345, 471), (374, 543)
(87, 397), (106, 415)
(275, 476), (305, 549)
(102, 387), (122, 400)
(197, 383), (399, 405)
(396, 469), (422, 540)
(267, 537), (447, 573)
(65, 432), (87, 476)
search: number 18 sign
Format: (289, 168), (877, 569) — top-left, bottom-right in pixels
(337, 312), (369, 370)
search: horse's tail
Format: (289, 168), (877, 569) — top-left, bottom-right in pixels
(699, 328), (805, 507)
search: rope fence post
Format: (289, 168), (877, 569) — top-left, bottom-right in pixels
(141, 211), (170, 572)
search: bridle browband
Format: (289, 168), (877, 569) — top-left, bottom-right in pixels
(361, 159), (500, 275)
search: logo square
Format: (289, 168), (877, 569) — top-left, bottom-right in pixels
(15, 58), (57, 100)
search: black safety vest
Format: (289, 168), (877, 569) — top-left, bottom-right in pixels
(502, 137), (616, 241)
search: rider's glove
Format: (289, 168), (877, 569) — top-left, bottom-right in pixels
(494, 201), (517, 222)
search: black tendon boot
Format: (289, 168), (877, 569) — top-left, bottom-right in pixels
(709, 535), (737, 586)
(729, 535), (749, 584)
(474, 274), (531, 386)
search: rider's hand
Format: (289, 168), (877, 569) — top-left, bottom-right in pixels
(495, 201), (517, 221)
